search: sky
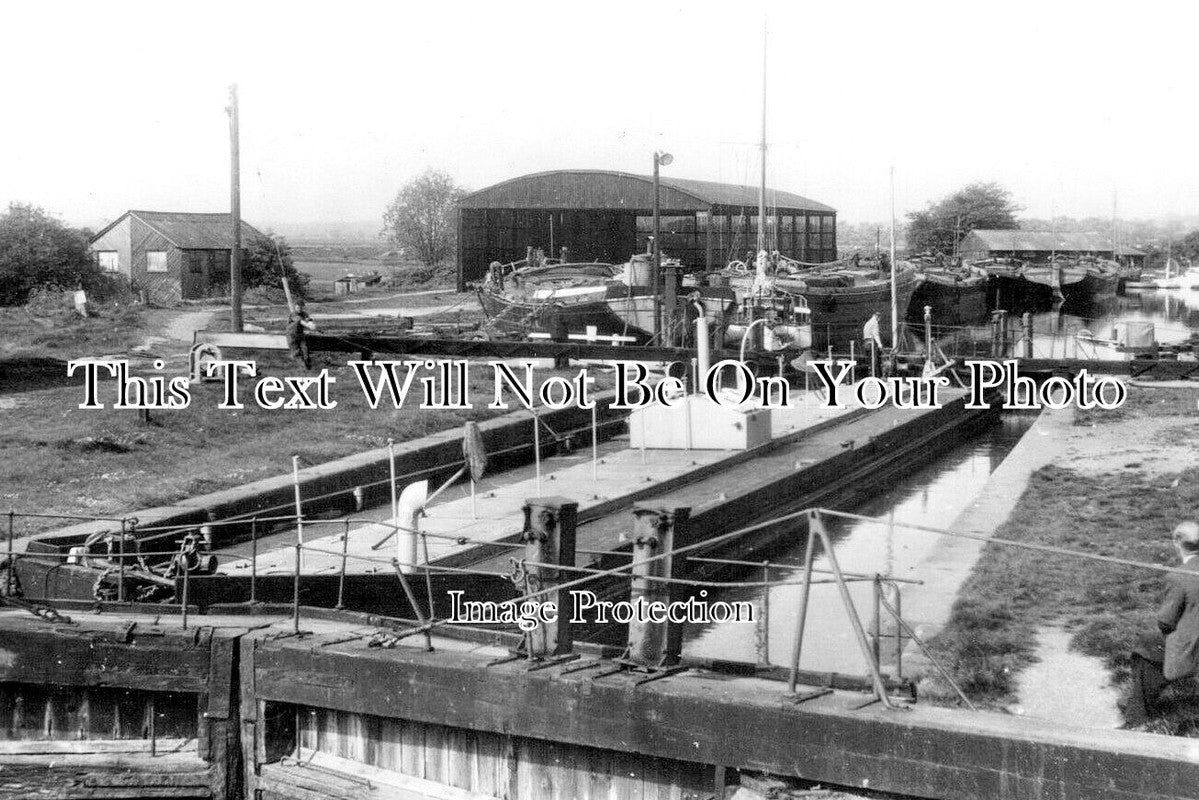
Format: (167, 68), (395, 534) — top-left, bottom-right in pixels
(3, 1), (1197, 236)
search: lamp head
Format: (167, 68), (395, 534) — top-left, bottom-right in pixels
(656, 151), (673, 166)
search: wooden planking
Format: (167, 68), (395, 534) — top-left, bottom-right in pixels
(271, 705), (709, 800)
(253, 640), (1199, 800)
(0, 684), (197, 743)
(0, 623), (212, 693)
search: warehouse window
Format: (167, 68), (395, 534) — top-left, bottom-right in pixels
(97, 251), (119, 272)
(147, 251), (168, 273)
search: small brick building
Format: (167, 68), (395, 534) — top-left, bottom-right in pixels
(89, 210), (266, 304)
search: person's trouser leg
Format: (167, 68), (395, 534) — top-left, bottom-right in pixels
(1126, 651), (1170, 725)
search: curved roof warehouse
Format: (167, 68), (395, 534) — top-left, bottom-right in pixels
(456, 170), (837, 289)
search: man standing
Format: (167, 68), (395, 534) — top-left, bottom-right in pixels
(1124, 521), (1199, 727)
(286, 299), (317, 370)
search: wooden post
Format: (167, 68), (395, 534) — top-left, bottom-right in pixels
(228, 84), (243, 333)
(520, 497), (578, 658)
(1022, 312), (1033, 359)
(626, 505), (690, 668)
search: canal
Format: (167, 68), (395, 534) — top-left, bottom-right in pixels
(683, 412), (1039, 673)
(929, 285), (1199, 359)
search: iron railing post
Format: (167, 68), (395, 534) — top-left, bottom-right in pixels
(181, 563), (190, 630)
(6, 510), (13, 596)
(250, 517), (258, 605)
(293, 543), (301, 634)
(871, 575), (882, 669)
(786, 510), (819, 694)
(336, 519), (349, 610)
(760, 560), (771, 666)
(117, 518), (127, 603)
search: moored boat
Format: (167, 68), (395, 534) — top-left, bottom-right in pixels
(725, 254), (918, 352)
(908, 258), (989, 325)
(476, 257), (656, 342)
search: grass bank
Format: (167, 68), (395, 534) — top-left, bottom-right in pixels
(926, 387), (1199, 733)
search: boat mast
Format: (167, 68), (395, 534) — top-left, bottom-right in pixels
(1111, 189), (1119, 265)
(757, 22), (767, 256)
(889, 167), (898, 348)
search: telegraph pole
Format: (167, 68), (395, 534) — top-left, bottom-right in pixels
(228, 84), (244, 332)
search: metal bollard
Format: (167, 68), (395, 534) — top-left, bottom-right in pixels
(520, 497), (578, 658)
(624, 505), (690, 669)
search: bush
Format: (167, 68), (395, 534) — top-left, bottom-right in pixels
(0, 203), (101, 306)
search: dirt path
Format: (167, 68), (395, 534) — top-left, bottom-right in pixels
(133, 309), (216, 355)
(1009, 628), (1122, 728)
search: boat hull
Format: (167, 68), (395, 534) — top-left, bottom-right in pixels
(477, 285), (654, 343)
(909, 273), (988, 325)
(770, 271), (920, 352)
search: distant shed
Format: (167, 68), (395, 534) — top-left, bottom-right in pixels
(89, 211), (266, 304)
(958, 229), (1146, 268)
(456, 170), (837, 290)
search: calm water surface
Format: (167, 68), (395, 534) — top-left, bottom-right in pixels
(682, 414), (1038, 673)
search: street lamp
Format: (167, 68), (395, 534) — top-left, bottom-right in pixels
(652, 150), (673, 342)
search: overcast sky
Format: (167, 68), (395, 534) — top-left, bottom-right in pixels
(3, 1), (1196, 235)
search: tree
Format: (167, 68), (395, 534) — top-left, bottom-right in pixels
(0, 203), (101, 306)
(382, 169), (465, 266)
(240, 234), (310, 299)
(906, 182), (1021, 255)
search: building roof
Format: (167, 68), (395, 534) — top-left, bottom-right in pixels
(964, 229), (1144, 256)
(457, 170), (835, 213)
(91, 211), (267, 249)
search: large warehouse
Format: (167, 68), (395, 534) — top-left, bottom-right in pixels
(456, 170), (836, 290)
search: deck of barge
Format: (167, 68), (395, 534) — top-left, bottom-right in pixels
(217, 389), (974, 578)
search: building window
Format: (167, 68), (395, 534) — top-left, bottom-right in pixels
(147, 251), (168, 273)
(97, 251), (119, 272)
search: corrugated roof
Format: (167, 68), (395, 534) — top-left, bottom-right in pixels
(965, 229), (1144, 256)
(653, 175), (835, 213)
(457, 170), (835, 213)
(92, 211), (266, 248)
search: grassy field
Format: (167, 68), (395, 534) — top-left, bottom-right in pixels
(295, 259), (454, 294)
(1, 354), (614, 537)
(926, 388), (1199, 733)
(0, 303), (147, 361)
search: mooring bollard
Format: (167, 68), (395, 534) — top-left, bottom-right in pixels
(625, 505), (690, 669)
(520, 497), (578, 658)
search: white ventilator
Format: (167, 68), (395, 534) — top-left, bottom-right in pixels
(396, 480), (428, 574)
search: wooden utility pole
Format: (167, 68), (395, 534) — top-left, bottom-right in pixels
(228, 84), (244, 332)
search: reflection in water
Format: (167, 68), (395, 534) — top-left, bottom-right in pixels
(934, 287), (1199, 360)
(682, 414), (1037, 673)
